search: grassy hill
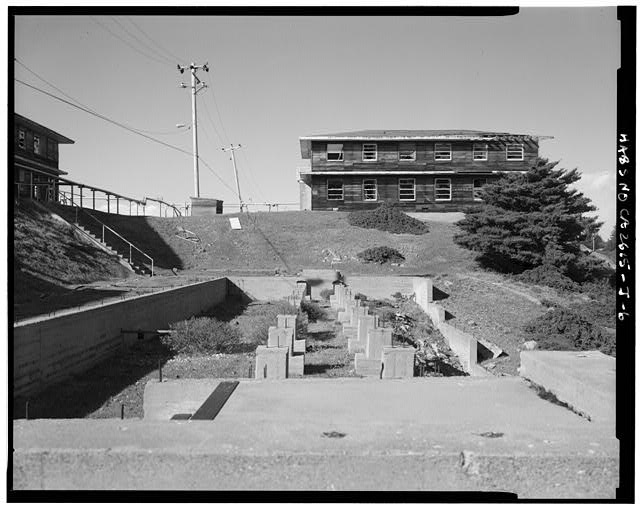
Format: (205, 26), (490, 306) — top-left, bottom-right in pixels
(59, 209), (477, 276)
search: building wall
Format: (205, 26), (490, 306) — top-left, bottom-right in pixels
(310, 140), (538, 173)
(13, 278), (228, 397)
(310, 174), (499, 211)
(14, 122), (60, 171)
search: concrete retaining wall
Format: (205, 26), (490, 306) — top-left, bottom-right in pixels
(438, 322), (478, 374)
(13, 278), (228, 397)
(227, 276), (299, 301)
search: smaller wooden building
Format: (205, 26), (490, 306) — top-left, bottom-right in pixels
(298, 130), (551, 212)
(14, 113), (74, 202)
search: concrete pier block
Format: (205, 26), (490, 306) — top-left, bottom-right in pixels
(337, 311), (351, 323)
(288, 354), (304, 377)
(413, 277), (433, 308)
(267, 326), (294, 352)
(348, 338), (365, 354)
(277, 314), (297, 341)
(293, 339), (306, 354)
(520, 350), (615, 423)
(295, 280), (308, 297)
(342, 324), (357, 340)
(382, 346), (416, 379)
(355, 353), (383, 377)
(329, 295), (338, 308)
(255, 346), (288, 379)
(366, 328), (393, 360)
(357, 315), (377, 342)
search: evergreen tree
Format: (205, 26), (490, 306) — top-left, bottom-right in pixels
(454, 158), (601, 275)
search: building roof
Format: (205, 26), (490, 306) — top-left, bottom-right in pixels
(299, 129), (552, 159)
(14, 113), (75, 144)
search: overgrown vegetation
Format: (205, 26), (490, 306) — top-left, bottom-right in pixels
(319, 288), (333, 300)
(357, 246), (405, 264)
(300, 300), (326, 322)
(164, 317), (243, 355)
(348, 202), (429, 235)
(455, 159), (602, 279)
(524, 307), (615, 357)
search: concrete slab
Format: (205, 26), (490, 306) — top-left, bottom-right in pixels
(382, 346), (416, 378)
(277, 314), (297, 341)
(366, 328), (393, 360)
(354, 353), (382, 377)
(15, 377), (618, 496)
(267, 326), (294, 350)
(357, 314), (377, 342)
(520, 350), (615, 424)
(293, 338), (306, 354)
(288, 354), (304, 377)
(254, 345), (288, 380)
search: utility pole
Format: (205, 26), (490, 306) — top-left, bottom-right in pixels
(178, 62), (209, 198)
(222, 144), (244, 211)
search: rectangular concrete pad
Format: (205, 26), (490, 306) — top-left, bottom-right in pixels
(520, 350), (615, 423)
(382, 346), (416, 379)
(355, 353), (382, 377)
(255, 345), (288, 379)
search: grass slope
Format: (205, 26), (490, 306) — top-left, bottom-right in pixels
(68, 209), (475, 275)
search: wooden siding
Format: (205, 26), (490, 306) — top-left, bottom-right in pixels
(14, 122), (59, 171)
(310, 140), (538, 173)
(310, 174), (500, 212)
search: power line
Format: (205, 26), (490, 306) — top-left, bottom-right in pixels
(200, 96), (225, 146)
(91, 17), (169, 67)
(205, 87), (231, 145)
(111, 16), (175, 65)
(15, 78), (236, 194)
(125, 17), (186, 63)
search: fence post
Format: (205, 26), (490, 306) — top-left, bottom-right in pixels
(129, 244), (132, 263)
(102, 225), (105, 243)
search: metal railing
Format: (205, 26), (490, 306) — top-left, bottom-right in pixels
(58, 189), (154, 276)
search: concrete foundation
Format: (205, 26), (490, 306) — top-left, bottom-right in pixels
(382, 346), (416, 379)
(288, 354), (304, 377)
(348, 338), (366, 354)
(254, 346), (288, 379)
(366, 328), (393, 360)
(293, 339), (306, 355)
(342, 324), (357, 339)
(438, 322), (478, 374)
(277, 314), (297, 341)
(267, 326), (294, 351)
(355, 353), (382, 377)
(413, 277), (433, 306)
(519, 350), (615, 424)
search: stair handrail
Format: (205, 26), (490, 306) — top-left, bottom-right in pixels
(58, 190), (154, 276)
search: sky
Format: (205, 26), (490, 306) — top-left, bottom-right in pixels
(13, 8), (620, 235)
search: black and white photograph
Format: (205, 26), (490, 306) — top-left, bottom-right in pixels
(8, 5), (634, 501)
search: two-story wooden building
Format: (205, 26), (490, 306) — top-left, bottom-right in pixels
(14, 113), (74, 202)
(298, 130), (551, 211)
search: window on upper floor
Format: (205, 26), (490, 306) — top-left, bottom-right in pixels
(47, 139), (58, 161)
(18, 128), (26, 149)
(473, 179), (487, 201)
(33, 135), (41, 155)
(434, 143), (452, 161)
(506, 143), (524, 161)
(327, 180), (344, 200)
(363, 179), (377, 201)
(399, 178), (416, 201)
(327, 143), (344, 161)
(435, 178), (452, 201)
(473, 144), (488, 161)
(362, 143), (377, 162)
(398, 143), (416, 161)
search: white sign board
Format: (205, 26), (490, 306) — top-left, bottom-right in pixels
(229, 217), (242, 230)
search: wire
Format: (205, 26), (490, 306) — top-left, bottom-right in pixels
(205, 87), (231, 145)
(125, 17), (186, 63)
(111, 16), (175, 65)
(200, 96), (225, 146)
(15, 78), (234, 193)
(91, 17), (169, 67)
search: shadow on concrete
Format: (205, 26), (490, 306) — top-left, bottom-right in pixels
(13, 270), (129, 322)
(13, 336), (175, 419)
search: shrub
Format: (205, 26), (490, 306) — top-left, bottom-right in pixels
(354, 292), (367, 301)
(357, 246), (405, 265)
(517, 265), (579, 292)
(164, 317), (242, 355)
(319, 288), (333, 300)
(300, 300), (325, 322)
(523, 308), (615, 356)
(348, 202), (429, 235)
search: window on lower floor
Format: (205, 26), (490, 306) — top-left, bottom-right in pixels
(473, 143), (488, 161)
(506, 143), (524, 161)
(399, 178), (416, 201)
(362, 143), (377, 162)
(435, 178), (452, 201)
(473, 178), (487, 201)
(327, 180), (344, 200)
(327, 143), (344, 161)
(363, 179), (377, 201)
(434, 143), (452, 161)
